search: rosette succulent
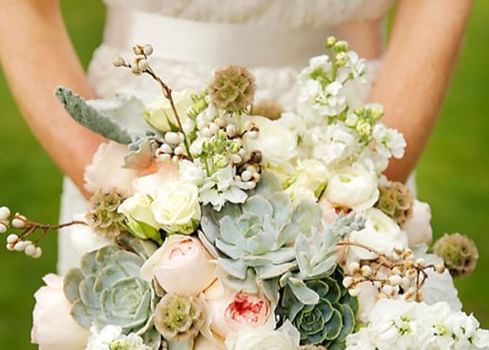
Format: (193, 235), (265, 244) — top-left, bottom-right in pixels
(63, 245), (158, 339)
(375, 181), (413, 225)
(87, 190), (127, 238)
(277, 268), (358, 350)
(200, 172), (322, 298)
(279, 214), (365, 305)
(208, 65), (256, 113)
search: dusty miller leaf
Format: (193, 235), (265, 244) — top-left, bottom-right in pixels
(55, 86), (134, 144)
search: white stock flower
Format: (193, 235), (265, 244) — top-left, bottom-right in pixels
(346, 299), (489, 350)
(140, 235), (216, 295)
(244, 116), (297, 169)
(324, 161), (379, 210)
(298, 80), (347, 124)
(151, 181), (201, 234)
(85, 325), (150, 350)
(143, 90), (193, 132)
(311, 122), (358, 166)
(31, 274), (89, 350)
(199, 166), (249, 211)
(348, 208), (408, 260)
(373, 124), (406, 159)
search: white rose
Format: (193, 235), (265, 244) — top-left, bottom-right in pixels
(151, 181), (201, 234)
(140, 235), (216, 295)
(402, 200), (433, 248)
(324, 162), (379, 210)
(286, 159), (329, 204)
(143, 90), (193, 132)
(84, 142), (138, 195)
(244, 116), (297, 169)
(225, 322), (299, 350)
(31, 274), (89, 350)
(348, 208), (408, 260)
(118, 194), (161, 242)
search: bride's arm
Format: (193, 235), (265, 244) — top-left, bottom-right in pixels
(370, 0), (473, 182)
(0, 0), (104, 196)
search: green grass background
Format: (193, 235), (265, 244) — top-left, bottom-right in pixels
(0, 1), (488, 349)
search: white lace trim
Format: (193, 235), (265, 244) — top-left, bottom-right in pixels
(103, 0), (395, 29)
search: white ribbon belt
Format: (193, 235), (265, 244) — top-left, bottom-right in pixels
(103, 7), (335, 67)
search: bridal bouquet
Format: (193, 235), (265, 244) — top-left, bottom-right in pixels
(2, 37), (488, 350)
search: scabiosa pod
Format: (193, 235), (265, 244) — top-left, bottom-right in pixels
(154, 294), (206, 348)
(86, 189), (127, 238)
(208, 65), (256, 114)
(433, 233), (479, 277)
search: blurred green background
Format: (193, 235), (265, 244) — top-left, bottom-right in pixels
(0, 1), (488, 349)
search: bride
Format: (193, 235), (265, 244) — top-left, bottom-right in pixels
(0, 0), (473, 274)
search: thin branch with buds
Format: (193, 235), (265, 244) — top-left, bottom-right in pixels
(113, 44), (192, 156)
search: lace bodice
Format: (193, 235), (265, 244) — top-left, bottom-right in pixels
(103, 0), (395, 28)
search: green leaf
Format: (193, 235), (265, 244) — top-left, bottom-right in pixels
(336, 304), (355, 341)
(55, 86), (134, 144)
(288, 277), (320, 305)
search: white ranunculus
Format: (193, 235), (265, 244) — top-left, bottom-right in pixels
(402, 200), (433, 248)
(225, 321), (300, 350)
(143, 90), (193, 132)
(324, 162), (379, 210)
(84, 142), (138, 195)
(244, 116), (297, 169)
(70, 214), (113, 257)
(355, 281), (379, 323)
(286, 159), (329, 204)
(348, 208), (408, 260)
(31, 274), (89, 350)
(140, 235), (216, 295)
(151, 181), (201, 234)
(421, 254), (462, 311)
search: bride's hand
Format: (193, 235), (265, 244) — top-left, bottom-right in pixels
(370, 0), (473, 182)
(0, 0), (104, 198)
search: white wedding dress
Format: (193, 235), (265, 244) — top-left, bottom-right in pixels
(58, 0), (398, 274)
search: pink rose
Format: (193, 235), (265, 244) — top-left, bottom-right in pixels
(31, 274), (89, 350)
(140, 235), (216, 295)
(204, 281), (274, 340)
